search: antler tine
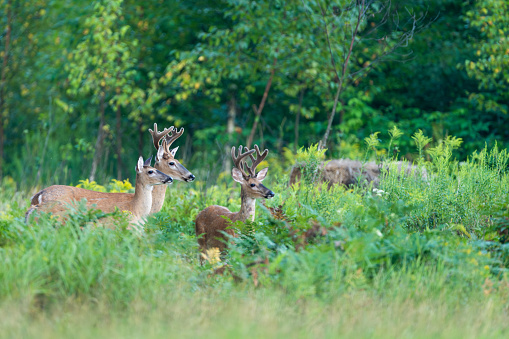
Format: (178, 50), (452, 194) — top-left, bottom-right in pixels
(148, 123), (174, 150)
(164, 127), (184, 152)
(231, 145), (255, 177)
(246, 145), (268, 177)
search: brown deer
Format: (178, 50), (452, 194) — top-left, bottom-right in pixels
(24, 123), (194, 219)
(195, 145), (275, 261)
(25, 156), (172, 226)
(148, 123), (195, 213)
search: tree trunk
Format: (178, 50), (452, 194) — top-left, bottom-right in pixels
(0, 0), (12, 179)
(320, 1), (363, 149)
(224, 95), (236, 172)
(116, 106), (124, 179)
(294, 89), (304, 152)
(246, 57), (277, 149)
(89, 92), (106, 182)
(321, 85), (342, 150)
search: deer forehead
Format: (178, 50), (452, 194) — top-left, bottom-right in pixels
(246, 177), (261, 184)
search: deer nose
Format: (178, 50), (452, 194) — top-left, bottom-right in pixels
(187, 174), (196, 182)
(163, 176), (173, 184)
(265, 191), (275, 199)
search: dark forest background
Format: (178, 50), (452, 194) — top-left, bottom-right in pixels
(0, 0), (507, 188)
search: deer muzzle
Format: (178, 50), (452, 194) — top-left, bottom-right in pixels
(265, 190), (275, 199)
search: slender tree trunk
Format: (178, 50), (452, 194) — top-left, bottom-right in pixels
(89, 92), (106, 182)
(0, 0), (12, 179)
(116, 106), (124, 179)
(321, 85), (342, 150)
(294, 89), (304, 152)
(320, 1), (364, 149)
(246, 57), (277, 149)
(224, 95), (236, 171)
(339, 102), (345, 125)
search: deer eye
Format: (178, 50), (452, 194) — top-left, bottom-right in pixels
(169, 162), (175, 166)
(250, 183), (256, 187)
(148, 170), (154, 174)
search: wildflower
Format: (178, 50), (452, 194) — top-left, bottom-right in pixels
(372, 188), (387, 197)
(201, 247), (221, 266)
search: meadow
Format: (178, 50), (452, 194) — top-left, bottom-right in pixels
(1, 0), (508, 337)
(1, 138), (509, 338)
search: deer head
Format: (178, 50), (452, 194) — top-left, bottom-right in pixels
(231, 145), (274, 199)
(135, 155), (173, 186)
(149, 123), (195, 182)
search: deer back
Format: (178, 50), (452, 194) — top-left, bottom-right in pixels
(26, 156), (172, 225)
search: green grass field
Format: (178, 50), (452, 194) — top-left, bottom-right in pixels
(1, 144), (509, 338)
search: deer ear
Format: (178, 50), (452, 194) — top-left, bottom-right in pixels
(232, 168), (245, 183)
(136, 156), (144, 173)
(256, 167), (269, 181)
(144, 155), (153, 166)
(169, 146), (179, 157)
(156, 144), (164, 162)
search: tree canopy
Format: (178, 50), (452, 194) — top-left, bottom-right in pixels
(0, 0), (507, 187)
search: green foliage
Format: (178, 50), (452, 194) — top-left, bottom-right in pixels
(294, 143), (327, 185)
(1, 1), (509, 333)
(0, 209), (183, 305)
(464, 0), (509, 106)
(1, 0), (508, 185)
(412, 129), (433, 161)
(381, 144), (509, 234)
(2, 139), (509, 335)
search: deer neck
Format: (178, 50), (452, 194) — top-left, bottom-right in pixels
(150, 184), (167, 213)
(131, 175), (153, 218)
(237, 187), (256, 222)
(150, 162), (169, 213)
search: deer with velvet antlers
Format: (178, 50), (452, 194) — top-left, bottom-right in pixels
(25, 156), (172, 227)
(195, 145), (275, 261)
(148, 123), (195, 213)
(25, 123), (194, 224)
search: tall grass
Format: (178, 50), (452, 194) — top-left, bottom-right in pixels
(1, 140), (509, 337)
(381, 144), (509, 234)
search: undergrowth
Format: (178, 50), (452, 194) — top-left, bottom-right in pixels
(1, 132), (509, 337)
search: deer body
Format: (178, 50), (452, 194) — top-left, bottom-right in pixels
(25, 157), (172, 226)
(196, 188), (258, 251)
(195, 145), (274, 260)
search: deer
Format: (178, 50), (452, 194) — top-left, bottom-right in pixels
(25, 156), (173, 227)
(24, 123), (194, 221)
(195, 145), (275, 262)
(148, 123), (195, 213)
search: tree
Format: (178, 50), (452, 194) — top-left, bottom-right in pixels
(66, 0), (165, 180)
(163, 0), (428, 156)
(0, 0), (49, 179)
(314, 0), (429, 148)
